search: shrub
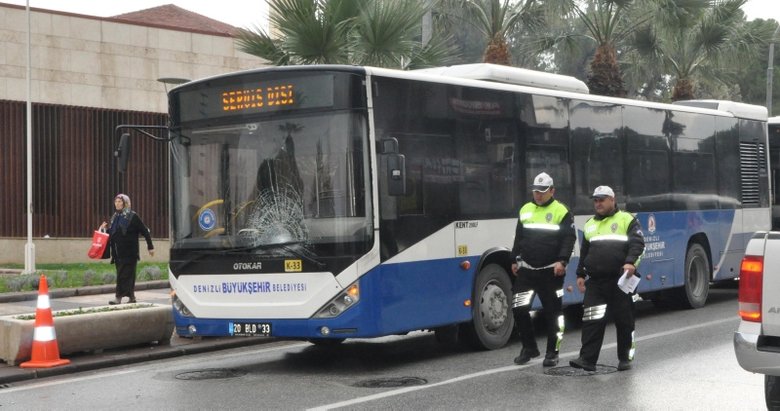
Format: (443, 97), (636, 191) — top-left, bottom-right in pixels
(102, 272), (117, 284)
(83, 269), (97, 286)
(138, 266), (163, 281)
(6, 277), (24, 292)
(52, 270), (68, 287)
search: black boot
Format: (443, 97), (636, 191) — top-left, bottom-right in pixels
(513, 347), (540, 365)
(543, 352), (559, 367)
(569, 357), (596, 372)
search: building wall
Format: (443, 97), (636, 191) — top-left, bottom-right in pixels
(0, 4), (269, 265)
(0, 4), (267, 111)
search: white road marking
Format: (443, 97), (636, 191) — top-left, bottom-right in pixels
(1, 316), (736, 402)
(0, 341), (309, 394)
(308, 317), (737, 410)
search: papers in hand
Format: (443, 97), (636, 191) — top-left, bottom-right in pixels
(617, 270), (640, 294)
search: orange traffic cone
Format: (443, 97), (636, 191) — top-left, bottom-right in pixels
(20, 274), (70, 368)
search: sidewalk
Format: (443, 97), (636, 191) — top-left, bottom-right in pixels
(0, 281), (275, 385)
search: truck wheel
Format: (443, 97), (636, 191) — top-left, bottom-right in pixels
(767, 375), (780, 409)
(460, 263), (513, 350)
(676, 243), (710, 309)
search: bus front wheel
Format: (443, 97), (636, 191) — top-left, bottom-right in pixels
(460, 263), (513, 350)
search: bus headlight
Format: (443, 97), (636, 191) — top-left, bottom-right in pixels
(313, 283), (360, 318)
(172, 295), (194, 317)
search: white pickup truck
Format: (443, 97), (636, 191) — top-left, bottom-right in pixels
(734, 231), (780, 409)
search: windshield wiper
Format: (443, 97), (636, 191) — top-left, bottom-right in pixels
(279, 244), (326, 270)
(225, 240), (300, 253)
(172, 249), (227, 272)
(173, 241), (326, 271)
(226, 241), (326, 270)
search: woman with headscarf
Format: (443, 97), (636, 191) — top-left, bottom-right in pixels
(99, 194), (155, 304)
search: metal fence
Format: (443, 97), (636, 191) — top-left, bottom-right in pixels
(0, 100), (168, 238)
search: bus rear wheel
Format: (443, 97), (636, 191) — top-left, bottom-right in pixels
(674, 243), (710, 309)
(460, 263), (513, 350)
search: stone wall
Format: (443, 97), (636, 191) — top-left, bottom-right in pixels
(0, 4), (267, 113)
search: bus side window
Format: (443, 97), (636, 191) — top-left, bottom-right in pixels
(570, 100), (623, 214)
(624, 106), (670, 212)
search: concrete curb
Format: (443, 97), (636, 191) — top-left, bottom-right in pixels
(0, 335), (276, 385)
(0, 280), (169, 303)
(0, 280), (282, 385)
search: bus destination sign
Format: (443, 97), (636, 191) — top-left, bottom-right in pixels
(222, 84), (294, 113)
(177, 74), (335, 123)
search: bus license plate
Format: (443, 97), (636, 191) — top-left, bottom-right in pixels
(231, 322), (271, 337)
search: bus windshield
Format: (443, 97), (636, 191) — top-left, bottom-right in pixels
(170, 111), (372, 257)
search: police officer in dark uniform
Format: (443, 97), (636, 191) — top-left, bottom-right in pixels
(570, 185), (645, 372)
(511, 172), (576, 366)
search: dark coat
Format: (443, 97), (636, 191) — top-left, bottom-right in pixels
(101, 210), (154, 264)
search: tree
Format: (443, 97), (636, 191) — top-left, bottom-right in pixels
(633, 0), (770, 101)
(735, 19), (780, 114)
(556, 0), (658, 97)
(234, 0), (459, 69)
(453, 0), (544, 65)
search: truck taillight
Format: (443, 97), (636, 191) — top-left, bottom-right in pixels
(738, 255), (763, 322)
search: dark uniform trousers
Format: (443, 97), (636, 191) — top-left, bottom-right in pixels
(512, 267), (564, 354)
(580, 276), (635, 364)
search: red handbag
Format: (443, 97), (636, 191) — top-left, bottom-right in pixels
(87, 229), (109, 259)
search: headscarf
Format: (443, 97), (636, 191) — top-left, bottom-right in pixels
(115, 194), (131, 210)
(109, 194), (133, 235)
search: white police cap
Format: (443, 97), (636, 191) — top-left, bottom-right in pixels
(531, 172), (554, 192)
(591, 185), (615, 198)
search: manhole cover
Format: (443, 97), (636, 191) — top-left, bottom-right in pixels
(175, 368), (246, 381)
(544, 364), (617, 376)
(353, 377), (428, 388)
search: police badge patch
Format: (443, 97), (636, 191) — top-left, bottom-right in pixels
(611, 222), (618, 233)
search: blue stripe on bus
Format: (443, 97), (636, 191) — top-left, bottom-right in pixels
(174, 209), (743, 338)
(174, 257), (478, 338)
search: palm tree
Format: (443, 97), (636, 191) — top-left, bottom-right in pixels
(234, 0), (459, 69)
(551, 0), (654, 97)
(577, 1), (631, 96)
(459, 0), (544, 65)
(633, 0), (770, 101)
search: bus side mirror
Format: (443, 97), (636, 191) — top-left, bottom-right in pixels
(381, 138), (399, 154)
(115, 132), (131, 173)
(386, 153), (406, 196)
(380, 138), (405, 196)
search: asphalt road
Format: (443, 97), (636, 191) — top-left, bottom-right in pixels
(0, 287), (765, 410)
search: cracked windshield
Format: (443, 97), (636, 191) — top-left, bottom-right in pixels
(171, 112), (372, 257)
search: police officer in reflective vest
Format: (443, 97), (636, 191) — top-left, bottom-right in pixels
(570, 185), (645, 372)
(511, 172), (575, 366)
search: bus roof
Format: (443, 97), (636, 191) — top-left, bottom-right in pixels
(673, 100), (768, 121)
(769, 116), (780, 124)
(412, 63), (590, 94)
(366, 66), (767, 120)
(172, 64), (766, 122)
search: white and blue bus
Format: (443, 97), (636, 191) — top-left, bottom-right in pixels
(162, 64), (769, 349)
(768, 116), (780, 229)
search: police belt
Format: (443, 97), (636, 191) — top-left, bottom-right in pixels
(517, 261), (557, 270)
